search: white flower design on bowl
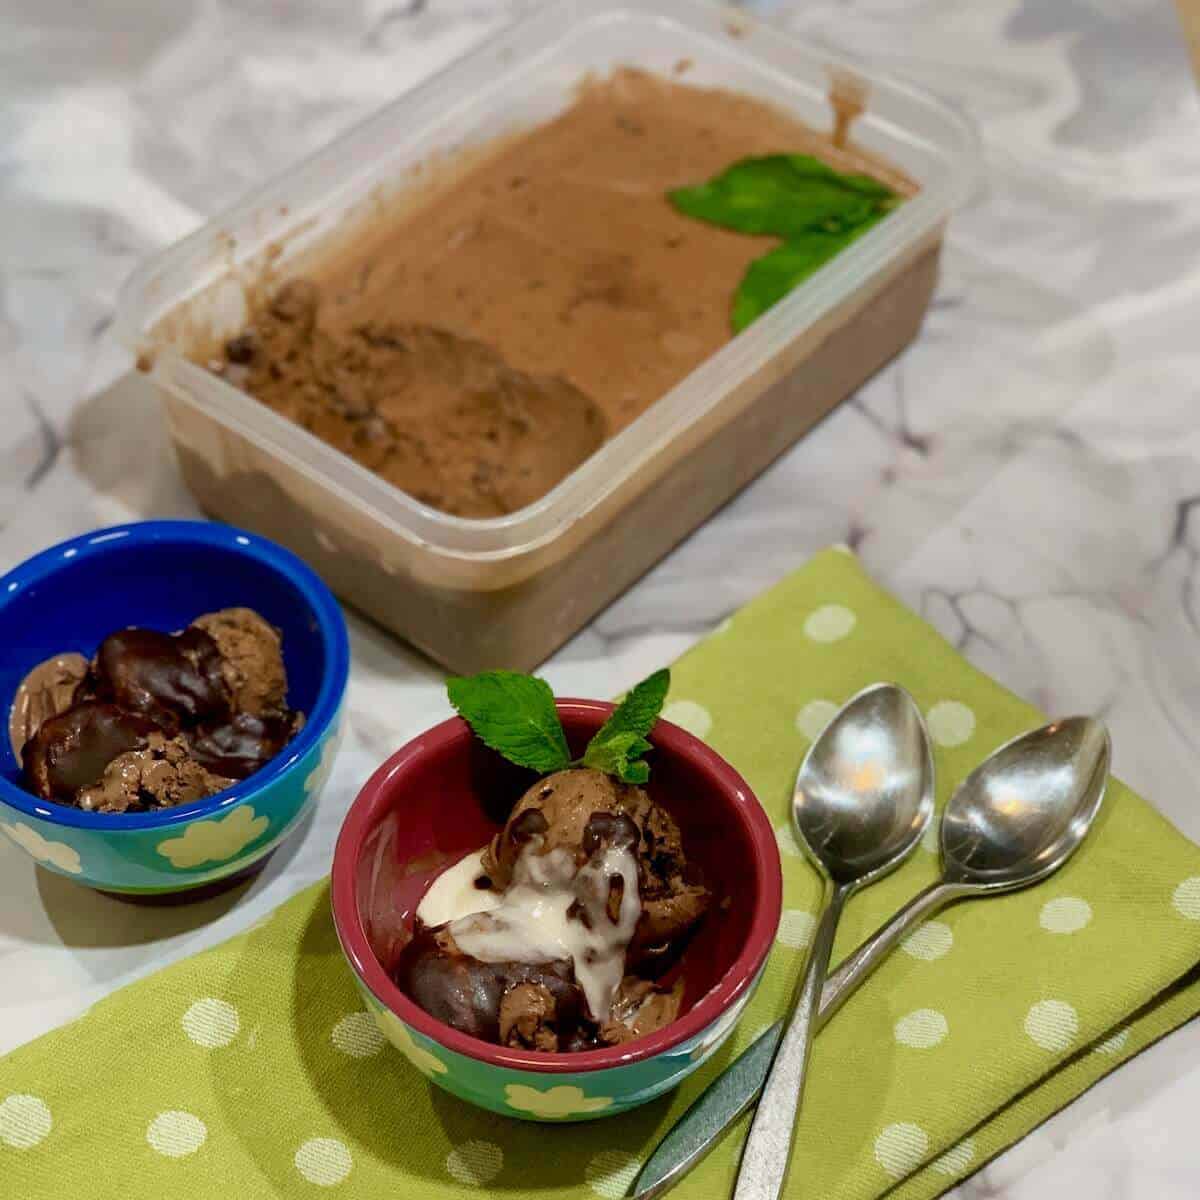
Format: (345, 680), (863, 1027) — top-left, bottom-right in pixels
(504, 1084), (612, 1119)
(372, 1007), (448, 1077)
(304, 723), (342, 799)
(0, 821), (82, 874)
(156, 806), (269, 869)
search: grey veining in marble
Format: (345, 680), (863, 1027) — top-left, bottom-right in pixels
(2, 0), (1200, 1196)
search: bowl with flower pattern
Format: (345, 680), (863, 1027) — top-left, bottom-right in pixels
(0, 520), (349, 896)
(330, 699), (782, 1121)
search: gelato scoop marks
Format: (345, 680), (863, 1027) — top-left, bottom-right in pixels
(394, 668), (713, 1053)
(12, 608), (303, 813)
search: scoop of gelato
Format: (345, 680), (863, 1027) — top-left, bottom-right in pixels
(76, 733), (235, 814)
(7, 653), (89, 759)
(192, 607), (287, 716)
(398, 766), (711, 1053)
(14, 607), (303, 811)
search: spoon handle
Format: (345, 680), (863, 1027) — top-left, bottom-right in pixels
(732, 884), (848, 1200)
(819, 881), (961, 1022)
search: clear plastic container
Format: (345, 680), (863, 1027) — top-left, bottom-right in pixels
(115, 0), (977, 672)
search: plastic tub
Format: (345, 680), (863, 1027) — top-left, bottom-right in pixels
(115, 0), (977, 672)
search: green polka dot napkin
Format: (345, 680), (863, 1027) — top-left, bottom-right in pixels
(5, 547), (1200, 1199)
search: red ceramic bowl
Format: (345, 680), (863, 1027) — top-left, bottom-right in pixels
(331, 700), (782, 1120)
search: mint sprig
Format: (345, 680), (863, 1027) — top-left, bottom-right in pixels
(446, 667), (671, 784)
(447, 671), (572, 774)
(668, 154), (900, 332)
(582, 668), (670, 784)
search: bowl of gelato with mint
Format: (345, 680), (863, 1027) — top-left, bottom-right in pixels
(331, 669), (782, 1120)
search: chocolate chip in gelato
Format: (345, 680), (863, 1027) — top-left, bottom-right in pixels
(395, 766), (710, 1053)
(11, 607), (303, 813)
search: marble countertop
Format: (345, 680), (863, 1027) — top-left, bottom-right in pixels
(3, 0), (1200, 1194)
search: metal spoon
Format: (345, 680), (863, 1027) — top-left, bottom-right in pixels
(631, 716), (1110, 1200)
(820, 715), (1110, 1019)
(732, 683), (934, 1200)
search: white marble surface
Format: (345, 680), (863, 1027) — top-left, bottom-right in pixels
(2, 0), (1200, 1194)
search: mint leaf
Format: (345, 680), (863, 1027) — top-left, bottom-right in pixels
(583, 732), (653, 784)
(582, 668), (670, 783)
(731, 212), (886, 332)
(447, 671), (571, 774)
(669, 155), (891, 239)
(668, 154), (900, 332)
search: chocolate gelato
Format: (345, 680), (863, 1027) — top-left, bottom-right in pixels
(395, 767), (711, 1053)
(13, 608), (303, 813)
(211, 69), (911, 519)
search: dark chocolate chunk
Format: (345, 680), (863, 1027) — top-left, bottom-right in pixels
(224, 331), (259, 365)
(189, 711), (295, 779)
(93, 627), (230, 732)
(605, 874), (625, 925)
(509, 808), (548, 845)
(394, 923), (582, 1045)
(582, 811), (639, 857)
(22, 701), (159, 801)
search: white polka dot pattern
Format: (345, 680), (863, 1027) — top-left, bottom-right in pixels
(146, 1111), (207, 1158)
(585, 1150), (641, 1198)
(1024, 999), (1079, 1052)
(774, 823), (802, 858)
(932, 1138), (976, 1176)
(1039, 897), (1092, 934)
(894, 1009), (948, 1049)
(1094, 1028), (1130, 1056)
(900, 921), (953, 961)
(182, 998), (239, 1049)
(921, 819), (940, 855)
(661, 700), (713, 740)
(874, 1122), (929, 1179)
(445, 1140), (503, 1185)
(331, 1012), (385, 1058)
(0, 1094), (51, 1149)
(776, 910), (816, 949)
(294, 1138), (353, 1186)
(803, 605), (857, 643)
(1172, 876), (1200, 919)
(795, 699), (838, 741)
(926, 701), (976, 748)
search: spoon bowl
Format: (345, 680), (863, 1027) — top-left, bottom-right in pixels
(796, 683), (936, 885)
(941, 717), (1110, 888)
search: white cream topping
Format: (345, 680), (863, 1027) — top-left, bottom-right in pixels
(448, 839), (641, 1023)
(416, 848), (500, 928)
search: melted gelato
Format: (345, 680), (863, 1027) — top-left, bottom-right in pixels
(14, 608), (303, 813)
(395, 767), (710, 1052)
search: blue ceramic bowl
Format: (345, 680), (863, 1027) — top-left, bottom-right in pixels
(0, 521), (349, 895)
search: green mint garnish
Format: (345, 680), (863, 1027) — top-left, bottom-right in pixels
(668, 154), (900, 332)
(446, 667), (671, 784)
(447, 671), (572, 774)
(581, 668), (670, 784)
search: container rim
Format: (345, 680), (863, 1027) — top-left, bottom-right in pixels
(115, 0), (980, 565)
